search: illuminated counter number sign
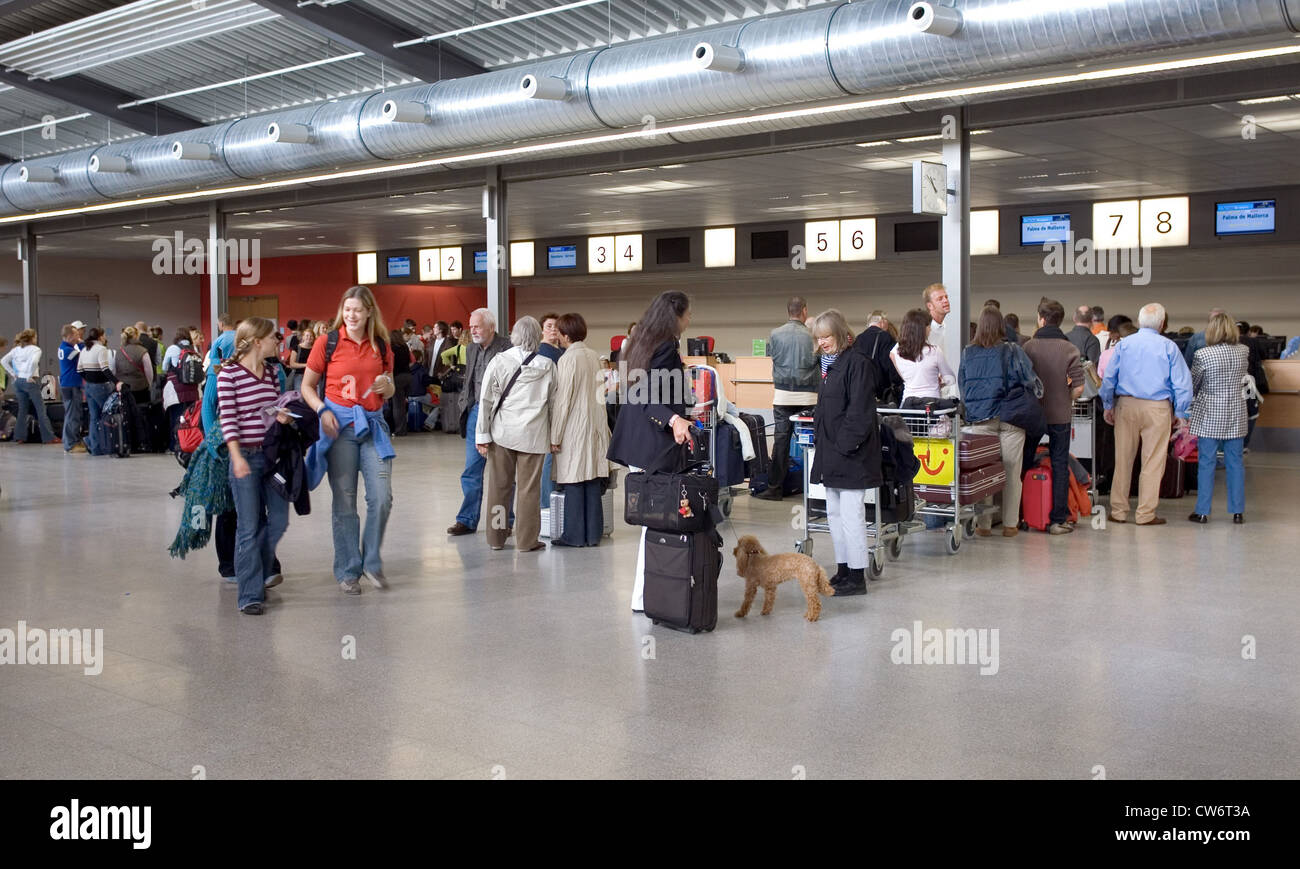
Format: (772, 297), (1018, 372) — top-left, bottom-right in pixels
(588, 236), (614, 273)
(1139, 196), (1188, 247)
(419, 247), (463, 281)
(840, 218), (877, 261)
(805, 220), (839, 263)
(614, 234), (642, 272)
(1093, 201), (1139, 250)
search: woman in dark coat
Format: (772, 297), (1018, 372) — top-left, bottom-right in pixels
(809, 309), (881, 597)
(607, 291), (694, 614)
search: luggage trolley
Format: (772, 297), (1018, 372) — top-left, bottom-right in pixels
(686, 364), (734, 517)
(877, 405), (994, 556)
(790, 415), (905, 578)
(1070, 399), (1099, 503)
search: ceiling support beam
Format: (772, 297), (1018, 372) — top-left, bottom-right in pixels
(0, 69), (201, 136)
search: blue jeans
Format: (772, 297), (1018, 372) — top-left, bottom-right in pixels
(61, 386), (84, 450)
(539, 452), (555, 510)
(327, 420), (393, 581)
(84, 382), (114, 455)
(1045, 422), (1071, 525)
(1195, 436), (1244, 516)
(228, 451), (290, 610)
(457, 403), (486, 529)
(14, 379), (54, 443)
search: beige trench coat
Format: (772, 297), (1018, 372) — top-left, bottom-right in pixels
(549, 341), (610, 483)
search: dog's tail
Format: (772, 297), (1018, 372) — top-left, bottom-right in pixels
(817, 565), (835, 596)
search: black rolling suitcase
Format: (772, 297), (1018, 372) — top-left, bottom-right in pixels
(102, 394), (130, 458)
(643, 527), (722, 634)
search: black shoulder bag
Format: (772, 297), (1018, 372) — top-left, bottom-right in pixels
(997, 343), (1045, 432)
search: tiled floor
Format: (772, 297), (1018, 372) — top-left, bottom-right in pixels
(1, 437), (1297, 779)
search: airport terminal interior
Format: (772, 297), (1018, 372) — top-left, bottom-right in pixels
(1, 0), (1298, 779)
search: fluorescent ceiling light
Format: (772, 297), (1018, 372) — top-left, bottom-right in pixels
(1237, 95), (1294, 104)
(395, 0), (607, 47)
(9, 41), (1300, 226)
(0, 113), (90, 137)
(119, 52), (365, 108)
(897, 134), (944, 142)
(854, 140), (891, 147)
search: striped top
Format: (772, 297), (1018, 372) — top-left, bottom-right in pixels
(217, 362), (279, 447)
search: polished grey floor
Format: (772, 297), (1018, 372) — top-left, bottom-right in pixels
(1, 435), (1297, 780)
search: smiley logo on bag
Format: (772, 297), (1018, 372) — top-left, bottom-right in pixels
(919, 446), (949, 477)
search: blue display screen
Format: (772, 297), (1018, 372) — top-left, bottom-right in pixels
(386, 255), (411, 278)
(547, 244), (577, 269)
(473, 250), (487, 273)
(1021, 214), (1071, 246)
(1216, 200), (1275, 235)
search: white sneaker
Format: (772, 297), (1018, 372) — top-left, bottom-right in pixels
(362, 569), (387, 590)
(264, 574), (283, 589)
(340, 579), (361, 595)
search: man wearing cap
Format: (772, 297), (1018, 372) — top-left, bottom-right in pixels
(58, 322), (87, 453)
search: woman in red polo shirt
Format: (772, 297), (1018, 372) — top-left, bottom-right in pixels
(301, 285), (397, 595)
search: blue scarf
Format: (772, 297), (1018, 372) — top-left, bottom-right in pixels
(305, 398), (396, 489)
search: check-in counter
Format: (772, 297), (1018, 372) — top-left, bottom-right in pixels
(682, 355), (773, 409)
(1259, 359), (1300, 427)
(1257, 359), (1300, 450)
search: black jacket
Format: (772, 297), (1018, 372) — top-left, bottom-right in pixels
(849, 326), (902, 404)
(810, 352), (882, 489)
(607, 340), (688, 473)
(262, 396), (320, 516)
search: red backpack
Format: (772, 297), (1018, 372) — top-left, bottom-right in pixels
(177, 402), (204, 454)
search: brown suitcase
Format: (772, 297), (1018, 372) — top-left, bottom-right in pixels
(1129, 450), (1186, 499)
(917, 461), (1006, 505)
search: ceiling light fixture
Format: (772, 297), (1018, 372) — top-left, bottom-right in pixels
(394, 0), (607, 47)
(854, 140), (891, 147)
(119, 52), (366, 108)
(9, 41), (1300, 226)
(0, 113), (90, 137)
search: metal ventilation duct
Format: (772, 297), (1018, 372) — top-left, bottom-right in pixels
(2, 0), (1298, 218)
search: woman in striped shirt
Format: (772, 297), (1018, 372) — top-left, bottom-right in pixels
(218, 316), (291, 616)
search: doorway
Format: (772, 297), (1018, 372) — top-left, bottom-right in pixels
(228, 295), (279, 327)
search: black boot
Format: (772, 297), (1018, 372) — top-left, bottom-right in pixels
(829, 562), (850, 588)
(836, 567), (867, 597)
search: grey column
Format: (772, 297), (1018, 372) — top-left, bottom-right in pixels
(941, 110), (970, 374)
(19, 224), (37, 336)
(208, 201), (228, 342)
(483, 166), (509, 332)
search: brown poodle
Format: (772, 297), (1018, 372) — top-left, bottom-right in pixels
(733, 534), (835, 622)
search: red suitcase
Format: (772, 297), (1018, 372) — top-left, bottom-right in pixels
(1022, 465), (1053, 531)
(917, 462), (1006, 505)
(958, 433), (1001, 470)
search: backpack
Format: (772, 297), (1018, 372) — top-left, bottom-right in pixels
(179, 350), (203, 385)
(176, 402), (204, 454)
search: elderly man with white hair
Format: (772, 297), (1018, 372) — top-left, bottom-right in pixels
(475, 316), (556, 552)
(447, 307), (513, 536)
(1100, 302), (1194, 526)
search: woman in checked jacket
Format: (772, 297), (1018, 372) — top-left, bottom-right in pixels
(1187, 312), (1250, 525)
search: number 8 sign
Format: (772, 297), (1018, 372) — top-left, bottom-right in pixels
(1139, 196), (1188, 247)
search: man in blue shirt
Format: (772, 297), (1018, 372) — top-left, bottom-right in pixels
(1101, 302), (1193, 526)
(537, 313), (564, 511)
(58, 322), (86, 453)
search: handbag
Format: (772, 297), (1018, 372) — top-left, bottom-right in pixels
(998, 344), (1045, 432)
(1079, 360), (1102, 400)
(624, 468), (719, 533)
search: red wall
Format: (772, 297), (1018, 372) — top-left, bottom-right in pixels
(200, 252), (514, 336)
